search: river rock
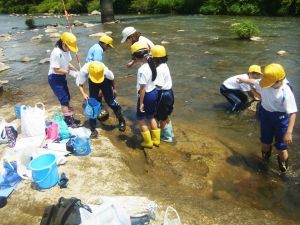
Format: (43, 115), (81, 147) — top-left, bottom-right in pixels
(250, 36), (263, 41)
(84, 23), (96, 28)
(0, 62), (10, 72)
(105, 31), (113, 35)
(45, 28), (58, 33)
(161, 41), (169, 44)
(73, 20), (83, 26)
(89, 32), (106, 37)
(31, 34), (43, 40)
(277, 50), (287, 56)
(0, 80), (9, 85)
(39, 58), (50, 64)
(0, 33), (13, 42)
(177, 29), (185, 32)
(90, 10), (101, 15)
(20, 56), (36, 62)
(48, 32), (61, 38)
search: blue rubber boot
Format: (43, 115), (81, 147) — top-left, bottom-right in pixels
(169, 120), (175, 138)
(161, 123), (173, 143)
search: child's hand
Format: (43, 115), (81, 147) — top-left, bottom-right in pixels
(236, 78), (243, 84)
(284, 131), (293, 144)
(82, 93), (89, 100)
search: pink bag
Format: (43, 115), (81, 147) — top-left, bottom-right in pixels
(46, 122), (59, 141)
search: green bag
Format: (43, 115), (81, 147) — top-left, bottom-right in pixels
(52, 112), (71, 140)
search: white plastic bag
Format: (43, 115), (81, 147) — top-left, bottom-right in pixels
(80, 200), (131, 225)
(21, 103), (46, 137)
(163, 206), (182, 225)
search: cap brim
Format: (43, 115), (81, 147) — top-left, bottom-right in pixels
(121, 36), (127, 43)
(259, 78), (274, 88)
(109, 44), (114, 48)
(68, 45), (78, 53)
(90, 75), (104, 84)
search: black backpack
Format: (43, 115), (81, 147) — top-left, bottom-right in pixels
(40, 197), (91, 225)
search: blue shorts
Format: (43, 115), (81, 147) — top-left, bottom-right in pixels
(48, 74), (70, 106)
(155, 89), (174, 121)
(136, 89), (158, 120)
(260, 107), (289, 150)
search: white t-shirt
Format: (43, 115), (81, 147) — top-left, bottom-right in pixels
(223, 74), (251, 91)
(136, 63), (156, 94)
(138, 36), (154, 49)
(48, 47), (72, 75)
(154, 63), (172, 90)
(254, 79), (297, 113)
(76, 62), (114, 86)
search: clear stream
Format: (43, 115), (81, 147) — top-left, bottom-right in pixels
(0, 14), (300, 224)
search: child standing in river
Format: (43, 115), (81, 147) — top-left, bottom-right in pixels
(48, 32), (80, 128)
(238, 63), (297, 173)
(131, 42), (160, 148)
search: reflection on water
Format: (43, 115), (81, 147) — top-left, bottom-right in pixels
(0, 14), (300, 224)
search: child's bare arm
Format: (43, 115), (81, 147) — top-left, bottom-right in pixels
(284, 113), (296, 144)
(236, 78), (256, 85)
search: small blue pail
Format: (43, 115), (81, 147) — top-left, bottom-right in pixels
(14, 105), (28, 119)
(28, 154), (59, 189)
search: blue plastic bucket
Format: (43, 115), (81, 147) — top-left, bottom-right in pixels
(28, 154), (59, 189)
(14, 105), (28, 119)
(72, 136), (91, 156)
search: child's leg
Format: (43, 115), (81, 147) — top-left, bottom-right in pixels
(277, 149), (289, 173)
(261, 143), (272, 161)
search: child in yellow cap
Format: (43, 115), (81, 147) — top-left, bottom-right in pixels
(238, 63), (297, 173)
(220, 65), (262, 112)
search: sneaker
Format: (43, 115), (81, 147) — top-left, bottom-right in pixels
(64, 116), (78, 128)
(90, 130), (98, 139)
(277, 155), (288, 173)
(118, 119), (126, 132)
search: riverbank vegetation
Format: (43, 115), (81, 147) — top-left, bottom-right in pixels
(0, 0), (299, 16)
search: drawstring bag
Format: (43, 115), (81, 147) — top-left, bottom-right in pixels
(21, 103), (46, 137)
(163, 206), (182, 225)
(0, 119), (9, 144)
(71, 136), (91, 156)
(52, 112), (71, 140)
(0, 119), (18, 145)
(83, 98), (101, 119)
(46, 122), (59, 141)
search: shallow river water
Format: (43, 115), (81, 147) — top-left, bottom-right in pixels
(0, 14), (300, 224)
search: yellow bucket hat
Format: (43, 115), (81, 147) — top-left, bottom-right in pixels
(89, 61), (105, 84)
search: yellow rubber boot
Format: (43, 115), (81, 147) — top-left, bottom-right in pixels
(151, 129), (161, 147)
(141, 130), (153, 149)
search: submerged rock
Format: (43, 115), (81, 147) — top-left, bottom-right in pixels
(48, 32), (61, 38)
(277, 50), (287, 56)
(31, 34), (43, 40)
(0, 33), (13, 42)
(84, 23), (96, 28)
(20, 56), (36, 62)
(0, 62), (10, 72)
(250, 36), (263, 41)
(39, 58), (50, 64)
(45, 28), (58, 33)
(73, 20), (83, 26)
(89, 32), (106, 37)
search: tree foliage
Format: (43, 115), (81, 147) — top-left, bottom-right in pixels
(0, 0), (299, 16)
(230, 20), (260, 39)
